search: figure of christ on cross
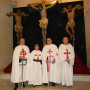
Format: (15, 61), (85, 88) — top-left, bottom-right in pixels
(64, 49), (70, 65)
(61, 4), (84, 41)
(7, 9), (29, 45)
(35, 54), (41, 60)
(28, 0), (57, 46)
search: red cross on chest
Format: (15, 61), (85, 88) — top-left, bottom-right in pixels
(64, 49), (70, 58)
(35, 54), (41, 60)
(47, 49), (53, 55)
(20, 49), (26, 56)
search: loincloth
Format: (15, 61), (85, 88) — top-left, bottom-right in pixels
(15, 25), (23, 32)
(67, 21), (75, 27)
(39, 18), (48, 29)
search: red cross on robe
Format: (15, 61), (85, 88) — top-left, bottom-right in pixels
(20, 49), (26, 56)
(35, 54), (41, 60)
(47, 49), (53, 55)
(64, 49), (70, 65)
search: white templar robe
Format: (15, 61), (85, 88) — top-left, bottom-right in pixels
(58, 43), (75, 86)
(27, 50), (42, 85)
(42, 44), (59, 83)
(11, 45), (30, 83)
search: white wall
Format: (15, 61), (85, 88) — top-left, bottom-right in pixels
(84, 0), (90, 68)
(0, 0), (13, 70)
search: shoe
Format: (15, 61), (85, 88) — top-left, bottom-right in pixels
(44, 83), (48, 86)
(14, 83), (18, 90)
(52, 82), (55, 86)
(33, 85), (36, 87)
(23, 82), (26, 88)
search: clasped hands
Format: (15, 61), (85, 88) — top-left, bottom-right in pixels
(46, 59), (56, 64)
(66, 58), (70, 61)
(19, 56), (25, 60)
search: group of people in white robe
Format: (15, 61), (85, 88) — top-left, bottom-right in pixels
(11, 37), (75, 90)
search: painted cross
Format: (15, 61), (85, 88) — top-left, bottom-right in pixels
(47, 49), (53, 55)
(35, 54), (41, 60)
(20, 49), (26, 56)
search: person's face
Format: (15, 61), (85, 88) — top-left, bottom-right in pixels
(68, 5), (72, 9)
(68, 5), (72, 10)
(47, 38), (52, 45)
(38, 4), (43, 10)
(63, 37), (69, 44)
(35, 45), (39, 50)
(20, 39), (25, 45)
(17, 9), (21, 14)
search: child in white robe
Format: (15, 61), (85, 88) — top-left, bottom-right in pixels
(28, 43), (42, 86)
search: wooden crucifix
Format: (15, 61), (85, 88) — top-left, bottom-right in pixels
(7, 9), (29, 45)
(28, 0), (57, 46)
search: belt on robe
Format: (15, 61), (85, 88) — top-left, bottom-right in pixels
(33, 59), (42, 65)
(19, 58), (27, 64)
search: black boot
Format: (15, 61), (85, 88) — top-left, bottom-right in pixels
(44, 83), (48, 86)
(52, 82), (55, 86)
(14, 83), (18, 90)
(23, 82), (26, 88)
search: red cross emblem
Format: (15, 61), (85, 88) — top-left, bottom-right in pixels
(20, 49), (26, 56)
(47, 49), (53, 55)
(35, 54), (41, 60)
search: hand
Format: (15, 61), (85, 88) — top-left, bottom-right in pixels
(19, 56), (25, 60)
(66, 58), (70, 61)
(46, 59), (49, 64)
(52, 59), (56, 64)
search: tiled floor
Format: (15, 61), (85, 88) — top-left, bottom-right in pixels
(0, 79), (90, 90)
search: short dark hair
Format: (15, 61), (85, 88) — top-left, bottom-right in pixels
(47, 37), (52, 40)
(63, 36), (69, 40)
(34, 43), (39, 47)
(20, 38), (25, 40)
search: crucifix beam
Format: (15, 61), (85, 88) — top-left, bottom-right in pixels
(27, 0), (57, 7)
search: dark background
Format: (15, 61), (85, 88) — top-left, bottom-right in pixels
(13, 1), (87, 65)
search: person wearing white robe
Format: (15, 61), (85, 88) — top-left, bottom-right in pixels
(58, 37), (75, 86)
(27, 44), (42, 86)
(42, 37), (59, 86)
(11, 38), (30, 90)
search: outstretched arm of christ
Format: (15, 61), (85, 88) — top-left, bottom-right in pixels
(73, 4), (84, 11)
(22, 12), (29, 17)
(7, 12), (15, 17)
(61, 8), (68, 13)
(46, 1), (57, 9)
(30, 4), (39, 10)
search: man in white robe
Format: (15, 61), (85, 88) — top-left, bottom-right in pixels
(11, 38), (30, 90)
(58, 37), (75, 86)
(27, 44), (42, 86)
(42, 37), (59, 86)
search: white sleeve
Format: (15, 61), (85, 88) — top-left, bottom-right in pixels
(25, 47), (30, 59)
(53, 45), (58, 61)
(69, 46), (75, 65)
(42, 46), (47, 62)
(58, 45), (66, 63)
